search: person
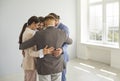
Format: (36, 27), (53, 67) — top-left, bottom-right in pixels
(37, 16), (45, 31)
(48, 13), (70, 81)
(37, 16), (63, 57)
(19, 15), (72, 81)
(19, 16), (54, 81)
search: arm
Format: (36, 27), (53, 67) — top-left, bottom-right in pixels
(19, 32), (38, 50)
(65, 36), (73, 44)
(29, 49), (44, 58)
(28, 45), (39, 57)
(60, 25), (72, 54)
(29, 45), (54, 58)
(63, 26), (73, 44)
(61, 25), (71, 45)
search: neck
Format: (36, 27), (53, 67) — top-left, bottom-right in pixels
(46, 24), (55, 27)
(47, 25), (54, 27)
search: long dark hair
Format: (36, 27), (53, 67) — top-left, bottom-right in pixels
(19, 16), (39, 44)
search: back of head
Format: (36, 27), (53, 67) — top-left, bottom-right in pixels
(28, 16), (39, 25)
(38, 16), (44, 23)
(48, 13), (60, 20)
(44, 15), (56, 27)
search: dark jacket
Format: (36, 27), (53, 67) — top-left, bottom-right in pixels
(19, 26), (72, 75)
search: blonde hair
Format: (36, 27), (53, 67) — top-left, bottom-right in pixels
(44, 15), (56, 27)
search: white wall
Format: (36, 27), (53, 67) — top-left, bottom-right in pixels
(111, 49), (120, 69)
(77, 43), (120, 69)
(0, 0), (77, 76)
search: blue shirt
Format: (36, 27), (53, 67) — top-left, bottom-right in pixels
(57, 23), (70, 62)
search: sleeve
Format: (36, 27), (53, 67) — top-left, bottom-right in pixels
(19, 32), (38, 50)
(61, 25), (70, 45)
(63, 26), (69, 36)
(39, 49), (44, 58)
(61, 25), (71, 54)
(65, 36), (73, 44)
(29, 49), (44, 58)
(29, 49), (39, 57)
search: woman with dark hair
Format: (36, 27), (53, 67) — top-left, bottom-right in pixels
(19, 16), (40, 44)
(19, 16), (54, 81)
(19, 16), (40, 81)
(37, 16), (45, 31)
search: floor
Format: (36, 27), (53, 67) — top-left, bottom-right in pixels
(0, 59), (120, 81)
(67, 59), (120, 81)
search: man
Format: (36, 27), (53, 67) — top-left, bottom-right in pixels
(19, 15), (72, 81)
(48, 13), (70, 81)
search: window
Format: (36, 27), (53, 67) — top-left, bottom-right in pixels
(88, 0), (119, 46)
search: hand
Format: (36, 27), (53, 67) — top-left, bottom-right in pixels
(53, 48), (62, 57)
(43, 45), (54, 55)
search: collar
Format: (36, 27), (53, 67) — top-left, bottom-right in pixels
(56, 23), (60, 28)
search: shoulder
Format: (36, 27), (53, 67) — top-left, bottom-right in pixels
(22, 28), (35, 41)
(58, 23), (69, 34)
(59, 23), (68, 28)
(23, 28), (33, 37)
(58, 23), (69, 30)
(24, 28), (35, 35)
(56, 28), (66, 34)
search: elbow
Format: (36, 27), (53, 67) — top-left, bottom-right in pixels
(19, 44), (23, 50)
(67, 39), (73, 44)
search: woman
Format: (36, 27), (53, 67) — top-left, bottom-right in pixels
(19, 16), (54, 81)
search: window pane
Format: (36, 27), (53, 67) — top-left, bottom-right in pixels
(89, 5), (103, 41)
(89, 0), (102, 3)
(106, 2), (119, 43)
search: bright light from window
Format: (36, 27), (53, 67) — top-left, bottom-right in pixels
(89, 5), (103, 41)
(88, 0), (119, 47)
(74, 66), (90, 73)
(106, 2), (119, 43)
(100, 69), (117, 76)
(89, 0), (102, 3)
(79, 63), (95, 69)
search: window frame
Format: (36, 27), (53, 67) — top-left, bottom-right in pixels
(87, 0), (120, 47)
